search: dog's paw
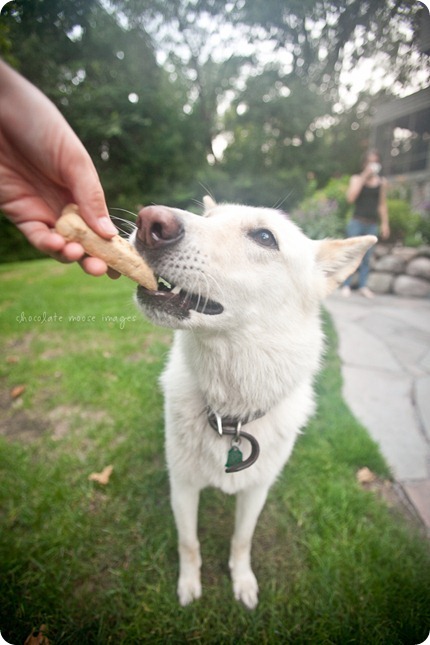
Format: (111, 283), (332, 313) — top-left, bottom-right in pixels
(232, 571), (259, 610)
(177, 576), (202, 606)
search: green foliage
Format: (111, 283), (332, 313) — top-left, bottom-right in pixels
(291, 182), (430, 246)
(1, 1), (207, 212)
(219, 0), (424, 93)
(0, 260), (429, 643)
(196, 165), (308, 210)
(0, 214), (44, 262)
(416, 214), (430, 246)
(291, 176), (350, 239)
(386, 198), (427, 246)
(0, 0), (426, 261)
(222, 71), (333, 191)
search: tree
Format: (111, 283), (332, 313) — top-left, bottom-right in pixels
(115, 0), (429, 203)
(199, 0), (429, 96)
(1, 0), (428, 257)
(116, 0), (253, 160)
(0, 0), (207, 211)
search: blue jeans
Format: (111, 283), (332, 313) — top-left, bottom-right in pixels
(343, 219), (378, 288)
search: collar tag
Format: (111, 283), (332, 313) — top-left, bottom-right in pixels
(206, 408), (261, 474)
(226, 445), (243, 469)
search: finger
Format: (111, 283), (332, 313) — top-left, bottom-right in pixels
(65, 155), (117, 239)
(79, 199), (118, 239)
(18, 220), (65, 254)
(79, 255), (109, 277)
(61, 241), (86, 262)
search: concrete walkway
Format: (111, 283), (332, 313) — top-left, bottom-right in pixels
(324, 292), (430, 533)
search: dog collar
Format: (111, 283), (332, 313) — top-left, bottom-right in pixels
(206, 409), (263, 474)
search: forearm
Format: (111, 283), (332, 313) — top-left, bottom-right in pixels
(379, 205), (389, 226)
(346, 174), (366, 204)
(378, 189), (390, 238)
(0, 60), (77, 172)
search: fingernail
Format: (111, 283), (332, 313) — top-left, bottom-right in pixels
(99, 217), (117, 236)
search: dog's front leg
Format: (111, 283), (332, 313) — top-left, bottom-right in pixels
(229, 484), (270, 609)
(170, 478), (202, 606)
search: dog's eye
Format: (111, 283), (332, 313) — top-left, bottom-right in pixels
(248, 229), (279, 250)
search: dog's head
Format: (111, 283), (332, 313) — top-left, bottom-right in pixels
(132, 197), (376, 331)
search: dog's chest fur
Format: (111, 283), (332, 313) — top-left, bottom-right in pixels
(160, 320), (322, 493)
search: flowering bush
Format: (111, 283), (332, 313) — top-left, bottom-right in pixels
(387, 199), (429, 246)
(291, 176), (430, 245)
(291, 176), (350, 239)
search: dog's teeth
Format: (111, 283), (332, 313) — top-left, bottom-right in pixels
(158, 276), (172, 290)
(171, 285), (181, 295)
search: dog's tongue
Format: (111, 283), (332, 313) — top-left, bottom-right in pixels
(137, 284), (223, 318)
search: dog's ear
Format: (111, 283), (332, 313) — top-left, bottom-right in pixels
(315, 235), (377, 295)
(203, 195), (217, 214)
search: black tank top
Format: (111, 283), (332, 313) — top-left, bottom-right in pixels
(354, 184), (381, 222)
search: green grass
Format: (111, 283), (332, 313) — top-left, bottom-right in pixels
(0, 259), (429, 644)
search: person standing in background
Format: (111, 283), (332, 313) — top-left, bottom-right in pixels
(341, 150), (390, 298)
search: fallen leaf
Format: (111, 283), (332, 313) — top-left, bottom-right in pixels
(10, 384), (26, 399)
(24, 625), (50, 645)
(88, 464), (114, 485)
(356, 467), (377, 484)
(6, 355), (19, 364)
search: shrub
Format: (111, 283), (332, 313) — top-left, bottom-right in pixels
(291, 178), (430, 246)
(0, 213), (44, 263)
(386, 199), (425, 246)
(416, 214), (430, 245)
(291, 176), (350, 239)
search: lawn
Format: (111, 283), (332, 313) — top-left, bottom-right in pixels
(0, 259), (429, 645)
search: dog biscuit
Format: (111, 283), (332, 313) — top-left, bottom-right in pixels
(56, 204), (157, 290)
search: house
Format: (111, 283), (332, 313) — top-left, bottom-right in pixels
(371, 87), (430, 214)
(371, 7), (430, 214)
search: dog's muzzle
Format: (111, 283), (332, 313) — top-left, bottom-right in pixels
(134, 205), (223, 318)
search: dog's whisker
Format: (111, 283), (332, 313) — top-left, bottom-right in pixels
(111, 220), (137, 232)
(203, 271), (226, 306)
(191, 198), (204, 210)
(109, 215), (138, 236)
(109, 207), (138, 220)
(272, 191), (294, 211)
(198, 182), (215, 201)
(110, 215), (137, 226)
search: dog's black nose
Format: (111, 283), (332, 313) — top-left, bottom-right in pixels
(136, 206), (184, 249)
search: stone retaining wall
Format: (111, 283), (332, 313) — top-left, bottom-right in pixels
(366, 244), (430, 297)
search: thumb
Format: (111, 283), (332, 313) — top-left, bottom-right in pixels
(64, 152), (117, 239)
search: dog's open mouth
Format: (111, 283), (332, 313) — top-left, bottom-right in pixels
(137, 276), (224, 318)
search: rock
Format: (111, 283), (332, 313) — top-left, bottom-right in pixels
(374, 254), (406, 274)
(373, 244), (391, 258)
(367, 245), (430, 298)
(369, 254), (378, 270)
(367, 272), (394, 294)
(391, 246), (419, 262)
(406, 257), (430, 280)
(416, 246), (430, 259)
(393, 275), (430, 298)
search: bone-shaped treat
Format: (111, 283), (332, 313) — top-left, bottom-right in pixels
(56, 204), (156, 290)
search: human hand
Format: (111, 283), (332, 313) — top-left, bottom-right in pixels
(361, 163), (375, 181)
(380, 221), (390, 240)
(0, 61), (118, 276)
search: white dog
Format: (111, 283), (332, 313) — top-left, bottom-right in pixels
(132, 197), (375, 609)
